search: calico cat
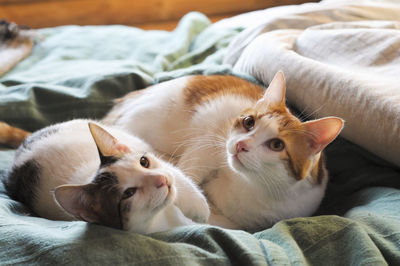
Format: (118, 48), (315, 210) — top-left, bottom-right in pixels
(2, 119), (209, 234)
(103, 71), (344, 231)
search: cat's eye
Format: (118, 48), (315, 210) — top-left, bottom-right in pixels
(140, 156), (150, 168)
(242, 116), (255, 131)
(122, 187), (137, 200)
(266, 138), (285, 152)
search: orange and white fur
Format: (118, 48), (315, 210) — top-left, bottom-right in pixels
(2, 120), (209, 234)
(103, 72), (344, 231)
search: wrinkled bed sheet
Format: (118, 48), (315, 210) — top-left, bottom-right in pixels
(0, 6), (399, 266)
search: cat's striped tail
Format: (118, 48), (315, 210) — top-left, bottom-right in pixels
(0, 122), (31, 148)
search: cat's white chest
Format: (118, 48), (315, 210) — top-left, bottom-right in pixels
(204, 166), (327, 231)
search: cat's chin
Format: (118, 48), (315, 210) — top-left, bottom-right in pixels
(162, 183), (176, 207)
(151, 186), (175, 214)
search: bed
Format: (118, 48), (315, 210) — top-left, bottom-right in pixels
(1, 0), (399, 264)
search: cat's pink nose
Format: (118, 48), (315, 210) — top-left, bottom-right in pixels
(236, 140), (249, 153)
(154, 175), (167, 188)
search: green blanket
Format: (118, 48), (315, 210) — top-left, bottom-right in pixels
(1, 12), (399, 265)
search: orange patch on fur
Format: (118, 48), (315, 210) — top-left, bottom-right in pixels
(264, 107), (325, 184)
(0, 122), (31, 148)
(183, 75), (264, 110)
(312, 153), (327, 184)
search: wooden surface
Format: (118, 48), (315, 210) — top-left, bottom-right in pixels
(0, 0), (316, 30)
(137, 15), (231, 31)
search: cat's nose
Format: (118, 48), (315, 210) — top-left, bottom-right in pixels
(236, 141), (249, 153)
(154, 175), (167, 188)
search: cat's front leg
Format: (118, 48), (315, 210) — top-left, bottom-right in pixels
(173, 170), (210, 223)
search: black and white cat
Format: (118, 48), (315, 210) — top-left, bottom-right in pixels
(3, 119), (209, 233)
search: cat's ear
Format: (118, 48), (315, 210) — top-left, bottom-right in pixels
(54, 184), (101, 223)
(303, 117), (344, 155)
(88, 122), (130, 165)
(260, 71), (286, 107)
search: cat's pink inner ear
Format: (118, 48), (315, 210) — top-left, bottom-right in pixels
(304, 117), (344, 154)
(115, 143), (130, 153)
(262, 71), (286, 106)
(89, 122), (128, 157)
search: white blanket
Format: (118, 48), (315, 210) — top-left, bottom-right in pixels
(221, 0), (400, 166)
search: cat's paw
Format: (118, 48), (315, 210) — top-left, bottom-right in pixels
(183, 195), (210, 224)
(172, 170), (210, 223)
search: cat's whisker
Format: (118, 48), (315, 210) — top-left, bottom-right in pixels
(303, 103), (327, 120)
(173, 140), (224, 156)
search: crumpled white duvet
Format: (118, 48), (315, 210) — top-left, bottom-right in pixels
(221, 0), (400, 167)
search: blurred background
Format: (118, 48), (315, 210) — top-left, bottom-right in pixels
(0, 0), (316, 30)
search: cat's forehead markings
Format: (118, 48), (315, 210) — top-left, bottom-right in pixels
(93, 171), (119, 186)
(255, 107), (300, 131)
(257, 111), (277, 120)
(183, 75), (264, 110)
(261, 113), (273, 119)
(278, 114), (300, 130)
(257, 115), (280, 135)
